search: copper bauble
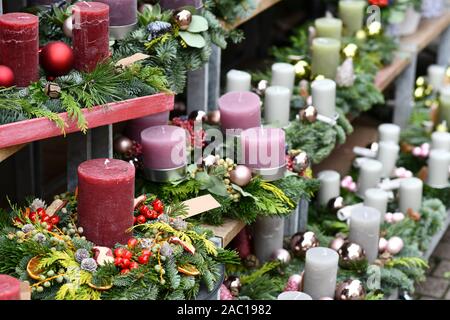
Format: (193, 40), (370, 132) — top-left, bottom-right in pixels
(174, 10), (192, 30)
(255, 79), (269, 96)
(338, 241), (367, 270)
(290, 231), (320, 257)
(293, 152), (310, 173)
(44, 82), (62, 99)
(229, 165), (252, 187)
(188, 110), (207, 122)
(271, 248), (291, 265)
(335, 279), (366, 300)
(327, 196), (345, 214)
(386, 236), (404, 255)
(0, 65), (14, 87)
(40, 42), (74, 77)
(244, 254), (260, 269)
(299, 105), (318, 123)
(63, 16), (73, 38)
(206, 110), (221, 125)
(223, 276), (241, 297)
(113, 136), (133, 154)
(329, 235), (346, 252)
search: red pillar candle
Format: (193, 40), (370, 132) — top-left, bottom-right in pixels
(0, 13), (39, 87)
(0, 275), (21, 300)
(72, 2), (110, 72)
(77, 158), (135, 248)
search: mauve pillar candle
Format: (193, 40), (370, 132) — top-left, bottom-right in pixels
(0, 275), (21, 300)
(125, 111), (170, 143)
(159, 0), (203, 9)
(77, 159), (135, 248)
(219, 91), (261, 131)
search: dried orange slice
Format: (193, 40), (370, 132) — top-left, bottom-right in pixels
(27, 256), (45, 280)
(177, 264), (200, 276)
(87, 282), (113, 291)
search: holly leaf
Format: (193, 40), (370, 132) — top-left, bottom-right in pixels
(179, 31), (206, 48)
(187, 15), (208, 33)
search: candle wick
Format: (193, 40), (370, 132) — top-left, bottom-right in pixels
(104, 159), (110, 167)
(83, 1), (92, 7)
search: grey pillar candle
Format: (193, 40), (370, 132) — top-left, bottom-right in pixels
(277, 291), (313, 300)
(311, 79), (336, 118)
(271, 63), (295, 94)
(264, 86), (291, 127)
(431, 131), (450, 152)
(253, 216), (284, 263)
(349, 206), (381, 262)
(226, 69), (251, 93)
(317, 170), (341, 206)
(399, 178), (423, 213)
(427, 149), (450, 188)
(378, 124), (401, 144)
(364, 188), (389, 215)
(303, 247), (339, 299)
(357, 159), (383, 197)
(376, 141), (400, 177)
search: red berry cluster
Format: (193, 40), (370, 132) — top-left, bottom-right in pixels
(368, 0), (389, 7)
(134, 199), (165, 225)
(15, 208), (60, 231)
(171, 117), (206, 148)
(114, 238), (152, 274)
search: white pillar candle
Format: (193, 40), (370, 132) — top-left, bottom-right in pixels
(357, 159), (383, 197)
(427, 149), (450, 188)
(271, 63), (295, 94)
(253, 216), (285, 263)
(398, 178), (423, 213)
(226, 69), (251, 93)
(317, 170), (341, 206)
(349, 206), (381, 262)
(277, 291), (312, 300)
(364, 188), (389, 215)
(378, 123), (401, 144)
(376, 142), (400, 177)
(303, 247), (338, 299)
(431, 131), (450, 152)
(440, 85), (450, 125)
(264, 86), (291, 127)
(428, 64), (446, 91)
(311, 79), (336, 118)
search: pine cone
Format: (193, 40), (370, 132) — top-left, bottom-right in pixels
(80, 258), (97, 272)
(243, 254), (260, 269)
(22, 224), (35, 233)
(75, 249), (90, 263)
(160, 242), (174, 257)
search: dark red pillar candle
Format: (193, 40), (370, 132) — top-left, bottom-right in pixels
(0, 275), (21, 300)
(72, 2), (110, 72)
(0, 13), (39, 87)
(77, 158), (135, 248)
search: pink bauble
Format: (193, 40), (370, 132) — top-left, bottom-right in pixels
(319, 297), (334, 300)
(392, 212), (405, 223)
(384, 212), (394, 223)
(387, 237), (404, 255)
(329, 236), (346, 251)
(379, 237), (388, 253)
(229, 165), (252, 187)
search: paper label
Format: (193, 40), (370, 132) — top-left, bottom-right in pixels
(116, 53), (150, 68)
(181, 194), (221, 219)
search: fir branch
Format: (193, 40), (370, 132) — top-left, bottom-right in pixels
(240, 261), (280, 285)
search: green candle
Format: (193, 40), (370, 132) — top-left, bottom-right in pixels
(315, 17), (343, 40)
(439, 86), (450, 125)
(339, 0), (366, 36)
(311, 37), (341, 79)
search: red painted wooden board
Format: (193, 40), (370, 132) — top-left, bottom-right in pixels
(0, 93), (174, 149)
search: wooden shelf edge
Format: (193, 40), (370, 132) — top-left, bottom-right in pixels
(0, 93), (174, 150)
(0, 144), (26, 163)
(202, 219), (246, 247)
(375, 56), (411, 91)
(223, 0), (282, 30)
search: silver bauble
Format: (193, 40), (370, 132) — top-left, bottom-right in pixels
(293, 152), (310, 173)
(335, 279), (366, 300)
(271, 248), (291, 265)
(63, 16), (73, 38)
(299, 105), (318, 123)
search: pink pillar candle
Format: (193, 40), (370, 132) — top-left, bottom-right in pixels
(159, 0), (203, 9)
(0, 13), (39, 87)
(77, 159), (135, 248)
(219, 92), (261, 131)
(125, 111), (170, 143)
(0, 275), (21, 300)
(141, 125), (187, 170)
(240, 127), (286, 169)
(72, 2), (110, 72)
(97, 0), (137, 26)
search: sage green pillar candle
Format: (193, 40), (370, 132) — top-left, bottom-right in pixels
(311, 37), (341, 79)
(439, 86), (450, 125)
(339, 0), (366, 36)
(315, 17), (343, 40)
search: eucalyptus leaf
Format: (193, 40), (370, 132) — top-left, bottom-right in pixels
(195, 171), (212, 189)
(179, 31), (206, 48)
(187, 15), (209, 33)
(231, 184), (257, 200)
(207, 176), (229, 197)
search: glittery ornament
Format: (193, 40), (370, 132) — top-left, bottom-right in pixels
(113, 136), (133, 155)
(174, 10), (192, 30)
(284, 273), (304, 292)
(271, 248), (291, 265)
(335, 58), (356, 87)
(229, 165), (252, 187)
(224, 276), (241, 297)
(293, 151), (310, 173)
(337, 241), (367, 270)
(299, 105), (318, 123)
(335, 279), (366, 300)
(147, 21), (172, 41)
(290, 231), (320, 257)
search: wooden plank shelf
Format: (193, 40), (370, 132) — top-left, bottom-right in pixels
(0, 93), (174, 150)
(0, 144), (26, 163)
(375, 57), (411, 91)
(202, 219), (246, 247)
(223, 0), (282, 30)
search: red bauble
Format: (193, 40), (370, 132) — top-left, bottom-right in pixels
(40, 42), (74, 77)
(0, 65), (14, 87)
